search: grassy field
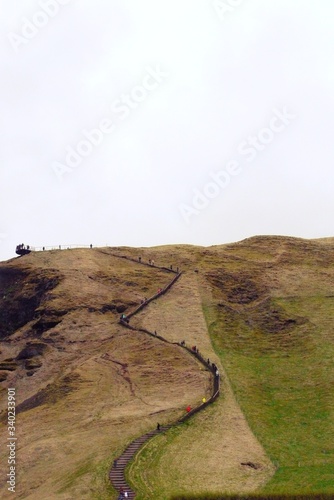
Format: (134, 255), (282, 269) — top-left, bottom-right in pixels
(201, 238), (334, 495)
(205, 299), (334, 494)
(126, 397), (274, 499)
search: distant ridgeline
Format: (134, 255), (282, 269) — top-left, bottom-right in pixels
(15, 244), (93, 256)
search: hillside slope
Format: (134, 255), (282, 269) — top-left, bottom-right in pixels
(0, 248), (210, 499)
(200, 236), (334, 494)
(127, 269), (274, 498)
(1, 237), (334, 498)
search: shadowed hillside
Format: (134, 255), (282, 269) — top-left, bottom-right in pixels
(1, 237), (334, 499)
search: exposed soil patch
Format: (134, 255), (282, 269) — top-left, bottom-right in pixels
(215, 302), (312, 361)
(0, 267), (61, 339)
(100, 353), (135, 395)
(241, 461), (262, 470)
(247, 298), (307, 335)
(0, 358), (18, 371)
(32, 309), (67, 335)
(16, 341), (48, 360)
(207, 270), (267, 305)
(24, 357), (43, 370)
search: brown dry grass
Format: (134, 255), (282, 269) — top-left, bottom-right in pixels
(1, 236), (334, 498)
(0, 249), (210, 499)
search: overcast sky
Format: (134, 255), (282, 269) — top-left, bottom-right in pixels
(1, 0), (333, 262)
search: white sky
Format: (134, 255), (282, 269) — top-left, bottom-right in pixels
(1, 0), (334, 261)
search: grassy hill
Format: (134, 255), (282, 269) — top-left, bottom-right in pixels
(202, 237), (334, 495)
(0, 237), (334, 499)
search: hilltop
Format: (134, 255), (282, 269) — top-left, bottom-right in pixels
(0, 237), (334, 499)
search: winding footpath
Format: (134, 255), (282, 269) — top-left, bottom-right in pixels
(107, 254), (220, 499)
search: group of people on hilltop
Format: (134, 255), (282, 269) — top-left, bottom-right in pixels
(16, 243), (31, 255)
(16, 243), (30, 251)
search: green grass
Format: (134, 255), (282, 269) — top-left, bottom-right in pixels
(204, 295), (334, 494)
(126, 423), (194, 500)
(91, 455), (117, 500)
